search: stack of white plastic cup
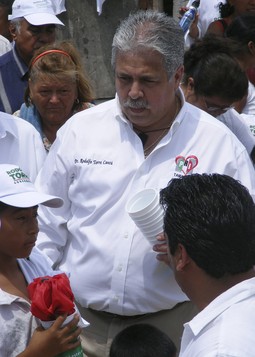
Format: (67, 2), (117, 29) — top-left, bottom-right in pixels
(125, 188), (164, 245)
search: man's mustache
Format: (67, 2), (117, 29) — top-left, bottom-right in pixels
(122, 98), (149, 109)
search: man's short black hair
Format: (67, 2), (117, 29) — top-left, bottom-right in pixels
(160, 174), (255, 278)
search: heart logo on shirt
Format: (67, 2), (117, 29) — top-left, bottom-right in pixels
(175, 155), (199, 175)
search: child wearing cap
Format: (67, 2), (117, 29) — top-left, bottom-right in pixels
(0, 164), (82, 357)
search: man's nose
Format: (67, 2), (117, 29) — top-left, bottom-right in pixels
(28, 219), (39, 235)
(128, 81), (143, 100)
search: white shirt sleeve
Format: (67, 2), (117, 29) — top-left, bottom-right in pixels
(35, 124), (74, 267)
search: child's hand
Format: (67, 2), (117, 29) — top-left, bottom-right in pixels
(17, 314), (82, 357)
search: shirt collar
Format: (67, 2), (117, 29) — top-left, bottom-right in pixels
(170, 87), (186, 132)
(186, 277), (255, 337)
(114, 93), (129, 123)
(12, 43), (28, 78)
(114, 87), (188, 131)
(0, 288), (30, 306)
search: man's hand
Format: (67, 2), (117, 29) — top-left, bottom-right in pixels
(153, 233), (170, 266)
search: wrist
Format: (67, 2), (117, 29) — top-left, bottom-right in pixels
(188, 25), (199, 39)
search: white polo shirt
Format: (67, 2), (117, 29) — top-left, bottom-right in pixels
(217, 108), (255, 155)
(180, 277), (255, 357)
(35, 90), (255, 316)
(0, 112), (46, 182)
(242, 82), (255, 116)
(241, 114), (255, 137)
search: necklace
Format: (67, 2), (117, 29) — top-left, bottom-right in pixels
(143, 128), (169, 158)
(137, 126), (171, 146)
(142, 95), (181, 157)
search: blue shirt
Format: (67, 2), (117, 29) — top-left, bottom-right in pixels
(0, 44), (28, 114)
(19, 103), (43, 137)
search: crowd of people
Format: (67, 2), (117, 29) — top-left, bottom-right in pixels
(0, 0), (255, 356)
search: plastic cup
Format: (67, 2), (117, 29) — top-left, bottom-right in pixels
(134, 209), (164, 228)
(126, 188), (159, 218)
(140, 220), (164, 235)
(142, 226), (164, 245)
(126, 188), (164, 245)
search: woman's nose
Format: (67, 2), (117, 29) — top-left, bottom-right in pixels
(49, 93), (60, 103)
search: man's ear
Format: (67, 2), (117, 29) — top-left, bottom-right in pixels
(183, 77), (197, 102)
(187, 77), (195, 92)
(175, 243), (191, 272)
(174, 65), (184, 90)
(9, 23), (17, 41)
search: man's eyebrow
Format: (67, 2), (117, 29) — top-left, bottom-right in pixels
(28, 24), (56, 30)
(11, 206), (38, 214)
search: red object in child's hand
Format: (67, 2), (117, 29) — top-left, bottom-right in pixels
(28, 273), (75, 321)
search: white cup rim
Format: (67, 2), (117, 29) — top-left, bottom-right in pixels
(126, 188), (159, 217)
(131, 204), (163, 221)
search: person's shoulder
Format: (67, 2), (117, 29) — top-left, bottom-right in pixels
(185, 103), (246, 138)
(66, 98), (116, 125)
(247, 82), (255, 99)
(184, 102), (219, 126)
(0, 35), (10, 45)
(0, 36), (11, 56)
(219, 108), (240, 121)
(206, 18), (227, 36)
(215, 290), (255, 355)
(53, 98), (118, 145)
(85, 98), (116, 113)
(0, 112), (40, 135)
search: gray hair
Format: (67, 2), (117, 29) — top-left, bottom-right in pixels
(10, 18), (22, 33)
(111, 10), (184, 79)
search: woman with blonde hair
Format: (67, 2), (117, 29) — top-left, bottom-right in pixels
(16, 40), (94, 151)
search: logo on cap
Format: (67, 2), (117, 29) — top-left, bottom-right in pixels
(6, 167), (31, 184)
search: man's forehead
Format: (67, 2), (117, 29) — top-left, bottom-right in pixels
(28, 23), (56, 29)
(22, 19), (56, 30)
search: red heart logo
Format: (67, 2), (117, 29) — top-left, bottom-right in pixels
(175, 155), (199, 175)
